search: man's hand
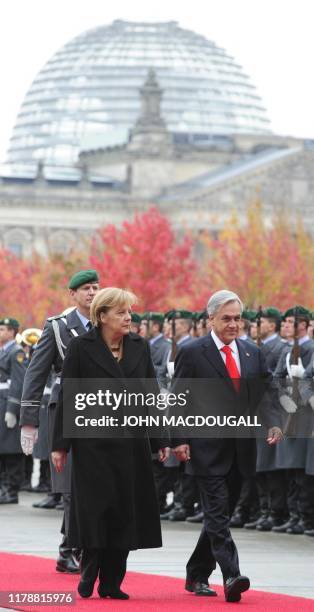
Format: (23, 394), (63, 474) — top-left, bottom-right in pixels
(267, 427), (283, 445)
(20, 425), (38, 455)
(279, 394), (297, 414)
(290, 358), (305, 379)
(4, 412), (17, 429)
(51, 450), (67, 473)
(173, 444), (190, 462)
(158, 447), (171, 462)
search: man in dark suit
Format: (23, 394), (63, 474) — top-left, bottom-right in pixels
(172, 290), (282, 603)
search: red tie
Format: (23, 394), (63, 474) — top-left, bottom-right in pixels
(221, 345), (240, 391)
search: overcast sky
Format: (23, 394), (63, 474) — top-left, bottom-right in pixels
(0, 0), (313, 161)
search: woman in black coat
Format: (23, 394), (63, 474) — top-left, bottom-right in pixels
(51, 288), (169, 600)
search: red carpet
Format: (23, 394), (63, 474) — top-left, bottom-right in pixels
(0, 552), (313, 611)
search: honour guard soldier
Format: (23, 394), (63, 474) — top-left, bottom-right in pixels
(20, 269), (100, 572)
(0, 318), (27, 504)
(146, 312), (170, 388)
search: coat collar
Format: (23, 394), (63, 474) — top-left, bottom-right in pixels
(80, 327), (145, 378)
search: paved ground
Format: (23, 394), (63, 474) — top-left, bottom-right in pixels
(0, 490), (313, 605)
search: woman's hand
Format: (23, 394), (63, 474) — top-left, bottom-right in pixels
(51, 450), (67, 472)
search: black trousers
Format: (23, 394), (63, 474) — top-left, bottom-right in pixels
(80, 548), (129, 590)
(0, 453), (23, 493)
(186, 465), (242, 583)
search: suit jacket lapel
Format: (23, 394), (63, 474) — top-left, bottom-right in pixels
(66, 309), (87, 335)
(237, 339), (250, 378)
(202, 335), (229, 379)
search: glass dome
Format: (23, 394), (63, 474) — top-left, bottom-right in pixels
(7, 20), (270, 165)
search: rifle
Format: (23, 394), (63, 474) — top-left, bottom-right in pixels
(170, 317), (177, 361)
(283, 307), (300, 436)
(256, 306), (263, 347)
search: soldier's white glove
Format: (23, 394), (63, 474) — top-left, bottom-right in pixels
(20, 425), (38, 455)
(309, 396), (314, 410)
(167, 361), (174, 378)
(4, 411), (17, 429)
(279, 395), (297, 414)
(290, 358), (305, 379)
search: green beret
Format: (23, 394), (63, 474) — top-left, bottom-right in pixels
(68, 269), (99, 290)
(261, 307), (281, 320)
(283, 306), (310, 320)
(0, 317), (20, 329)
(131, 313), (142, 324)
(196, 310), (209, 322)
(242, 309), (257, 322)
(145, 312), (164, 323)
(167, 309), (193, 321)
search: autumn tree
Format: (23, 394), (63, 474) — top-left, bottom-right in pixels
(198, 202), (314, 310)
(89, 207), (197, 310)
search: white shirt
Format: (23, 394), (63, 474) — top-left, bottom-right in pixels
(211, 330), (241, 375)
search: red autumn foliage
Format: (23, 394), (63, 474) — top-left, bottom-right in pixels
(89, 207), (197, 311)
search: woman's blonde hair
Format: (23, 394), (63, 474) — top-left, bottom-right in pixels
(90, 287), (138, 326)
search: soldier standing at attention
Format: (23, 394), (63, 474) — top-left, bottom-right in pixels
(0, 318), (27, 504)
(19, 270), (100, 573)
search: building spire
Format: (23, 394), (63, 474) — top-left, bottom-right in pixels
(128, 68), (172, 154)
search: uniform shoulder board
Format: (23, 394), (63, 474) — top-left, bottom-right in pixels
(47, 314), (64, 322)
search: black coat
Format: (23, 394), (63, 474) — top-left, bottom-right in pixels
(171, 334), (279, 477)
(52, 328), (163, 550)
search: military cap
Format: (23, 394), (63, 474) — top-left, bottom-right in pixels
(131, 313), (142, 324)
(0, 317), (20, 329)
(196, 310), (209, 321)
(283, 306), (311, 320)
(68, 269), (99, 290)
(242, 309), (257, 322)
(261, 307), (281, 320)
(145, 312), (164, 323)
(166, 309), (193, 320)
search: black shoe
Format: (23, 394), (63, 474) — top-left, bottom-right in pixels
(168, 508), (193, 521)
(244, 513), (269, 530)
(31, 482), (51, 493)
(304, 528), (314, 537)
(78, 580), (94, 598)
(186, 511), (204, 523)
(256, 516), (285, 532)
(55, 501), (65, 510)
(229, 513), (247, 528)
(185, 580), (217, 596)
(98, 584), (129, 599)
(32, 494), (60, 509)
(286, 521), (304, 535)
(224, 575), (250, 602)
(272, 516), (299, 533)
(0, 491), (18, 504)
(160, 506), (174, 520)
(56, 554), (80, 574)
(19, 480), (33, 492)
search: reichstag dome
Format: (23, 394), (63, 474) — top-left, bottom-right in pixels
(7, 20), (270, 165)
